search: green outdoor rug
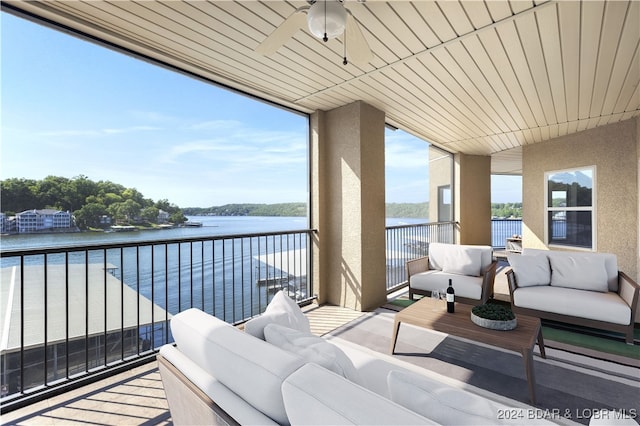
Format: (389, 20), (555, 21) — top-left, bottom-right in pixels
(384, 297), (640, 366)
(386, 297), (415, 309)
(542, 325), (640, 362)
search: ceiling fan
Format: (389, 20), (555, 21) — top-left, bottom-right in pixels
(255, 0), (373, 67)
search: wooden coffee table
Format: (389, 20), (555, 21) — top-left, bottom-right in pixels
(390, 297), (546, 403)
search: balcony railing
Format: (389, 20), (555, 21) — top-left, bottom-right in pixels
(385, 219), (523, 291)
(1, 218), (513, 410)
(491, 218), (523, 248)
(0, 229), (314, 410)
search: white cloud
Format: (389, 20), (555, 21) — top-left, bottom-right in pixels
(127, 109), (179, 123)
(38, 129), (102, 137)
(38, 125), (161, 137)
(102, 125), (161, 134)
(188, 119), (243, 131)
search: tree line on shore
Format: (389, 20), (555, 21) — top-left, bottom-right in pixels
(1, 175), (522, 230)
(181, 202), (432, 218)
(491, 202), (522, 218)
(1, 175), (186, 229)
(183, 202), (521, 218)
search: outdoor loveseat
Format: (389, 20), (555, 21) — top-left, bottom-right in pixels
(506, 248), (639, 344)
(406, 242), (497, 304)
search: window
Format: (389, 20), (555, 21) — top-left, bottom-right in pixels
(545, 166), (595, 250)
(2, 13), (309, 231)
(437, 185), (451, 222)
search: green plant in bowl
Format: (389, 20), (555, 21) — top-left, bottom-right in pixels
(471, 304), (515, 321)
(471, 304), (517, 330)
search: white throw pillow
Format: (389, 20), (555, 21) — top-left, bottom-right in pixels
(442, 246), (483, 276)
(387, 370), (498, 425)
(549, 255), (609, 292)
(264, 323), (362, 385)
(244, 290), (310, 340)
(507, 254), (551, 287)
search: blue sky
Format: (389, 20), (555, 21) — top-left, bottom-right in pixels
(1, 13), (520, 208)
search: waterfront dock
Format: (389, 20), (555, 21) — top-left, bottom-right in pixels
(0, 263), (170, 354)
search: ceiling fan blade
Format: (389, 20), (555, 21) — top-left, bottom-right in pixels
(345, 12), (373, 67)
(255, 8), (308, 56)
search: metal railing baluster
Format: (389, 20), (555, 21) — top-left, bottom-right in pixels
(0, 229), (314, 409)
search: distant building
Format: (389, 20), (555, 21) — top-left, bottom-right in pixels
(16, 209), (72, 233)
(99, 215), (112, 225)
(0, 213), (5, 233)
(157, 209), (170, 223)
(3, 216), (17, 233)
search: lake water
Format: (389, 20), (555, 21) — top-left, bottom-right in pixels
(0, 216), (434, 323)
(0, 215), (520, 350)
(0, 216), (428, 250)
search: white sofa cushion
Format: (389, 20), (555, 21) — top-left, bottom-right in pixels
(442, 246), (483, 276)
(507, 254), (551, 287)
(512, 286), (631, 325)
(410, 270), (483, 300)
(588, 409), (640, 425)
(331, 337), (555, 425)
(426, 242), (447, 270)
(244, 290), (310, 340)
(388, 370), (498, 425)
(549, 255), (608, 292)
(429, 243), (493, 274)
(170, 308), (306, 425)
(523, 248), (619, 292)
(264, 323), (361, 385)
(159, 344), (278, 425)
(281, 363), (436, 425)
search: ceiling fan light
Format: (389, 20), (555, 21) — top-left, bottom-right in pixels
(307, 1), (347, 40)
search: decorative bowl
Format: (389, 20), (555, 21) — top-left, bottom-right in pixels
(470, 304), (517, 331)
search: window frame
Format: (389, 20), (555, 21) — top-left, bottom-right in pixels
(544, 165), (597, 251)
(437, 184), (452, 222)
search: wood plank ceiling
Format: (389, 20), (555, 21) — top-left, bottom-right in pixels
(5, 0), (640, 174)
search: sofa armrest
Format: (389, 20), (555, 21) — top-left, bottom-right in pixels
(406, 256), (430, 280)
(479, 260), (498, 304)
(618, 271), (639, 325)
(506, 269), (518, 302)
(157, 352), (241, 426)
(158, 345), (277, 426)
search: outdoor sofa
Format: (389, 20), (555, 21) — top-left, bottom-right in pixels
(157, 291), (556, 425)
(507, 248), (639, 344)
(407, 242), (497, 304)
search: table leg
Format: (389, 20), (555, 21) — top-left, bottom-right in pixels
(537, 327), (546, 359)
(390, 320), (402, 354)
(522, 347), (537, 404)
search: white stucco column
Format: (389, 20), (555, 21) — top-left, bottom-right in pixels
(310, 101), (387, 311)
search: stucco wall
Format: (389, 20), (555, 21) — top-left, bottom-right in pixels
(310, 102), (387, 311)
(523, 118), (639, 326)
(638, 117), (640, 285)
(455, 154), (492, 245)
(428, 146), (453, 222)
